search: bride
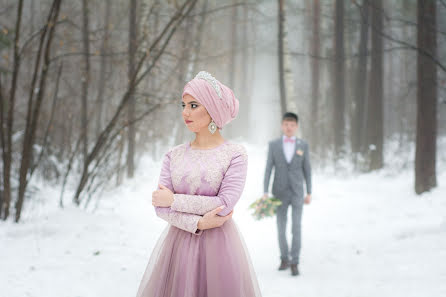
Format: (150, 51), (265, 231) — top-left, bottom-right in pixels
(135, 71), (262, 297)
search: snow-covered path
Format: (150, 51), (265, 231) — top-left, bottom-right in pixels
(1, 143), (446, 297)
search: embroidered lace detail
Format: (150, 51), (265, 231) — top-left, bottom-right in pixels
(172, 193), (222, 215)
(170, 142), (247, 195)
(169, 144), (187, 189)
(156, 207), (202, 235)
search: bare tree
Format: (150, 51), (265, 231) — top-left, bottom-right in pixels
(95, 0), (112, 137)
(229, 0), (238, 90)
(190, 0), (208, 75)
(0, 0), (23, 220)
(81, 0), (90, 165)
(352, 0), (370, 156)
(127, 0), (138, 178)
(277, 0), (286, 114)
(310, 0), (320, 152)
(72, 0), (198, 204)
(366, 0), (384, 171)
(15, 0), (63, 222)
(415, 0), (437, 194)
(333, 0), (345, 158)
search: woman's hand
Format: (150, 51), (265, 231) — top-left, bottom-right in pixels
(197, 206), (233, 231)
(152, 184), (174, 207)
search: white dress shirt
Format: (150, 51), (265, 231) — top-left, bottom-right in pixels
(282, 135), (296, 163)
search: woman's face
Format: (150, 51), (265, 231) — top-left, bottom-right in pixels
(182, 94), (212, 133)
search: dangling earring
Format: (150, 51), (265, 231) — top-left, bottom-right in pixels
(208, 119), (217, 134)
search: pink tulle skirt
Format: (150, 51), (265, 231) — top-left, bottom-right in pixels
(136, 218), (262, 297)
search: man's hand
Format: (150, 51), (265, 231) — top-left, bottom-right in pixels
(152, 184), (174, 207)
(304, 194), (311, 204)
(197, 206), (233, 231)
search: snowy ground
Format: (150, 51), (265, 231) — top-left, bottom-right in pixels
(1, 142), (446, 297)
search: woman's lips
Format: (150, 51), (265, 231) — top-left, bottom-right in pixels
(185, 120), (193, 124)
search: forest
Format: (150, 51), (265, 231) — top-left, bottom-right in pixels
(0, 0), (444, 220)
(1, 1), (446, 297)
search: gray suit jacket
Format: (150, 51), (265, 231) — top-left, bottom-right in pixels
(264, 137), (312, 199)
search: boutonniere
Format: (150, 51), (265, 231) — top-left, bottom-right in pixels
(296, 149), (304, 156)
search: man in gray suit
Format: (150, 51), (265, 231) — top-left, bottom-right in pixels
(263, 112), (312, 276)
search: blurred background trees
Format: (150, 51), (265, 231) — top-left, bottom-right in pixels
(0, 0), (444, 222)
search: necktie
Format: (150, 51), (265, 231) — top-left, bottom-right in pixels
(284, 137), (294, 143)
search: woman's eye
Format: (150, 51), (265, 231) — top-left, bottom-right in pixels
(181, 103), (198, 109)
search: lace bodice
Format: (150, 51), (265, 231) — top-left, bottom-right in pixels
(170, 141), (247, 195)
(154, 141), (248, 235)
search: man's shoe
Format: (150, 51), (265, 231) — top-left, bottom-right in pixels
(278, 260), (290, 271)
(290, 264), (299, 276)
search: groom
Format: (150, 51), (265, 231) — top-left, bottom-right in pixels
(263, 112), (312, 276)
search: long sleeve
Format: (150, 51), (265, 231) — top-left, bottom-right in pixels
(155, 149), (203, 235)
(170, 148), (248, 217)
(263, 141), (274, 194)
(303, 142), (312, 194)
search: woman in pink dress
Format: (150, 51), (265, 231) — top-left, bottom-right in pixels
(135, 71), (262, 297)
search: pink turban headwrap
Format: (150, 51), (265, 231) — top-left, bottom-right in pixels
(182, 71), (239, 130)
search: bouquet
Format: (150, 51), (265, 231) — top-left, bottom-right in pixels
(249, 196), (282, 220)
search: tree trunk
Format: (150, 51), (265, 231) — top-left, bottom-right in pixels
(229, 0), (238, 89)
(191, 0), (208, 75)
(173, 6), (194, 145)
(333, 0), (345, 158)
(127, 0), (137, 178)
(95, 0), (111, 137)
(352, 0), (370, 155)
(278, 0), (286, 114)
(415, 0), (437, 194)
(239, 1), (250, 138)
(1, 0), (23, 220)
(15, 0), (62, 222)
(229, 1), (255, 139)
(0, 78), (4, 217)
(366, 0), (384, 171)
(81, 0), (90, 166)
(310, 0), (320, 152)
(116, 131), (125, 186)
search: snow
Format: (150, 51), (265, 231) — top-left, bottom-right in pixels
(1, 142), (445, 297)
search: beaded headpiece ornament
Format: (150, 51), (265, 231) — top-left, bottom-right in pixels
(194, 71), (223, 99)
